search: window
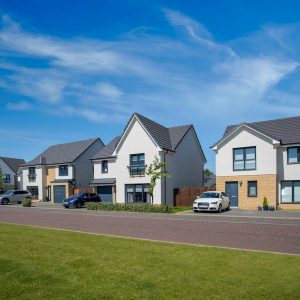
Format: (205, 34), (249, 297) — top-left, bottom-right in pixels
(129, 154), (145, 176)
(233, 147), (256, 171)
(28, 167), (36, 182)
(101, 160), (108, 173)
(287, 147), (300, 164)
(126, 184), (151, 203)
(27, 186), (39, 199)
(281, 181), (300, 203)
(3, 174), (10, 183)
(248, 181), (257, 197)
(59, 165), (68, 176)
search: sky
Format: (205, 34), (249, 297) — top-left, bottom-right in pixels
(1, 0), (300, 171)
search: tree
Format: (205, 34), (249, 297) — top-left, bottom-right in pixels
(146, 156), (170, 202)
(204, 168), (214, 177)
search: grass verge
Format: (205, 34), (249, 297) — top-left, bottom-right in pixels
(0, 223), (299, 299)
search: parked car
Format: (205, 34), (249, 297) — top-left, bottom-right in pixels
(0, 190), (32, 205)
(63, 192), (101, 208)
(193, 191), (230, 213)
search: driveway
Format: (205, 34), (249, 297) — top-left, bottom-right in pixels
(0, 205), (299, 255)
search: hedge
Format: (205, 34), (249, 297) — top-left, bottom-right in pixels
(85, 202), (173, 213)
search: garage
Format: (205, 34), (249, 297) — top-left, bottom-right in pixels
(97, 186), (113, 202)
(53, 185), (66, 203)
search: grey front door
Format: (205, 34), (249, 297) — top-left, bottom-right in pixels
(225, 182), (238, 207)
(53, 185), (66, 203)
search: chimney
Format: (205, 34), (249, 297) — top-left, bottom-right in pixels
(40, 156), (46, 165)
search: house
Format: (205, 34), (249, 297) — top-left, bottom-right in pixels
(0, 157), (25, 190)
(212, 115), (300, 210)
(21, 138), (104, 202)
(90, 113), (206, 205)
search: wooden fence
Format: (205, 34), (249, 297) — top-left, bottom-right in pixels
(174, 186), (216, 207)
(73, 187), (94, 194)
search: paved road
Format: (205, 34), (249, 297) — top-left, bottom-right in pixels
(0, 206), (300, 255)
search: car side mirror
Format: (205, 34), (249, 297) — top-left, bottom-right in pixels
(197, 196), (200, 199)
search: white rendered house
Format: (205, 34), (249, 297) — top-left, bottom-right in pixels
(212, 115), (300, 210)
(91, 113), (206, 205)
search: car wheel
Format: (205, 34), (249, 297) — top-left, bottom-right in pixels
(218, 204), (222, 213)
(226, 202), (230, 211)
(75, 202), (81, 208)
(2, 198), (9, 205)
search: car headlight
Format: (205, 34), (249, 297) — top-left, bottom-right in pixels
(211, 201), (218, 204)
(193, 201), (197, 204)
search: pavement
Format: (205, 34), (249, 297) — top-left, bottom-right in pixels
(0, 205), (300, 255)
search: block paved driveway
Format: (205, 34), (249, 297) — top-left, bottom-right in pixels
(0, 205), (300, 255)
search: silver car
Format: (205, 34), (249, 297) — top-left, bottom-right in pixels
(0, 190), (32, 205)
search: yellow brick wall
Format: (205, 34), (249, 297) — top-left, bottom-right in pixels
(278, 204), (300, 210)
(217, 174), (277, 210)
(46, 166), (72, 202)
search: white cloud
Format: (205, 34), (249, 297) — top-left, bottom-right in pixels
(6, 101), (33, 111)
(95, 82), (124, 98)
(0, 9), (300, 129)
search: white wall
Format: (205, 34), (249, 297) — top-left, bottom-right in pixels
(215, 127), (277, 176)
(55, 165), (74, 180)
(277, 146), (300, 181)
(22, 166), (45, 199)
(73, 140), (104, 189)
(164, 129), (205, 205)
(0, 159), (16, 188)
(113, 118), (162, 204)
(94, 158), (117, 179)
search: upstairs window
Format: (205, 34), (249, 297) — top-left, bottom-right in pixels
(102, 161), (108, 173)
(59, 165), (68, 176)
(287, 147), (300, 164)
(129, 154), (145, 176)
(28, 167), (36, 182)
(233, 147), (256, 171)
(4, 174), (10, 183)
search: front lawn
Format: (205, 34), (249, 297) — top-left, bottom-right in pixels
(0, 223), (299, 299)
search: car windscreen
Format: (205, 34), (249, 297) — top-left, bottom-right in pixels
(200, 192), (220, 198)
(2, 190), (13, 195)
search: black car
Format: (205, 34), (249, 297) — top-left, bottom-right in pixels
(63, 192), (101, 208)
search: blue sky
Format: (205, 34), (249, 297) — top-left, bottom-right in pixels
(1, 0), (300, 171)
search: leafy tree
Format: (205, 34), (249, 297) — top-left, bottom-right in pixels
(146, 156), (170, 199)
(204, 168), (214, 177)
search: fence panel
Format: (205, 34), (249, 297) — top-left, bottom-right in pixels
(174, 186), (216, 207)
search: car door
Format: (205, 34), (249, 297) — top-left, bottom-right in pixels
(11, 191), (19, 203)
(221, 192), (228, 208)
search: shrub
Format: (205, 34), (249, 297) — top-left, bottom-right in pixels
(85, 202), (174, 213)
(22, 198), (32, 207)
(85, 202), (98, 210)
(263, 196), (269, 207)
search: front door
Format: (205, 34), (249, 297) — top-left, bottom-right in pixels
(225, 182), (238, 207)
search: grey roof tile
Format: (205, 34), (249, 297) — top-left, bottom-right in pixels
(0, 157), (25, 173)
(22, 138), (101, 166)
(213, 115), (300, 147)
(92, 136), (121, 160)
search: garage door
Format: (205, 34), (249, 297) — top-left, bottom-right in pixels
(97, 186), (113, 202)
(54, 185), (66, 203)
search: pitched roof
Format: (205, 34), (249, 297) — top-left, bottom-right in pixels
(22, 138), (101, 166)
(213, 115), (300, 147)
(0, 157), (25, 173)
(132, 113), (192, 151)
(92, 136), (121, 160)
(91, 113), (198, 160)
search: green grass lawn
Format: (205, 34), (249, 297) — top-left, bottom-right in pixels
(172, 206), (192, 213)
(0, 224), (299, 299)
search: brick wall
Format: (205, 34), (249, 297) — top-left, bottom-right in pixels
(217, 174), (277, 210)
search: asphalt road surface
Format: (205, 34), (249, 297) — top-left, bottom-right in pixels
(0, 205), (299, 255)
